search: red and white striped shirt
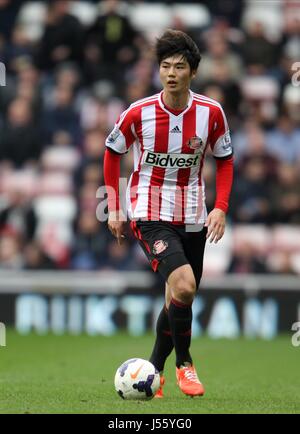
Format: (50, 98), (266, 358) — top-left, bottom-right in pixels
(105, 90), (232, 224)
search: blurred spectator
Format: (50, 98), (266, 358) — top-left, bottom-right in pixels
(41, 84), (81, 145)
(14, 62), (42, 119)
(41, 62), (83, 112)
(0, 0), (23, 43)
(241, 21), (280, 70)
(201, 0), (244, 28)
(23, 241), (57, 270)
(227, 242), (268, 274)
(35, 0), (84, 71)
(232, 122), (278, 178)
(270, 163), (300, 223)
(279, 14), (300, 63)
(198, 63), (241, 119)
(71, 212), (109, 270)
(41, 130), (80, 174)
(266, 114), (300, 163)
(0, 60), (41, 122)
(231, 157), (272, 223)
(123, 80), (149, 105)
(124, 54), (156, 102)
(82, 162), (102, 186)
(0, 227), (23, 269)
(85, 0), (141, 84)
(202, 155), (216, 213)
(99, 238), (138, 271)
(267, 251), (298, 275)
(82, 129), (106, 161)
(240, 75), (280, 126)
(0, 186), (37, 241)
(0, 98), (42, 167)
(282, 84), (300, 125)
(77, 181), (99, 215)
(74, 128), (105, 190)
(196, 30), (243, 84)
(5, 25), (33, 73)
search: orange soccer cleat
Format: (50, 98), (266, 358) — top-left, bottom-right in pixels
(154, 375), (165, 398)
(176, 364), (205, 397)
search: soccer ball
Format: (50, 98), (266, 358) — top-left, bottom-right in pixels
(114, 358), (160, 400)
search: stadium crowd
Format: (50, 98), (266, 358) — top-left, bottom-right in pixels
(0, 0), (299, 275)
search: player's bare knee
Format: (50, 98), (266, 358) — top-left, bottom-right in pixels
(173, 277), (196, 304)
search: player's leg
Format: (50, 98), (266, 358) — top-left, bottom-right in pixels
(168, 226), (207, 396)
(149, 282), (174, 374)
(131, 219), (199, 369)
(182, 226), (207, 291)
(130, 220), (182, 375)
(167, 263), (196, 368)
(149, 282), (173, 398)
(130, 220), (204, 395)
(165, 281), (172, 308)
(167, 263), (205, 396)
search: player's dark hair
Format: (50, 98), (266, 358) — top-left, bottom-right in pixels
(155, 29), (201, 72)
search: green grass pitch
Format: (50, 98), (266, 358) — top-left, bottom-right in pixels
(0, 330), (299, 414)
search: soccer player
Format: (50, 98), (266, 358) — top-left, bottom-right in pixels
(103, 30), (233, 397)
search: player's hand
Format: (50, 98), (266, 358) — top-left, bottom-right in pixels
(205, 208), (226, 244)
(108, 210), (126, 245)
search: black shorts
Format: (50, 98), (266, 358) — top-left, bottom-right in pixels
(130, 220), (207, 288)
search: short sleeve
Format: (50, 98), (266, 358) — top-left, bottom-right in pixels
(105, 108), (136, 154)
(210, 106), (233, 158)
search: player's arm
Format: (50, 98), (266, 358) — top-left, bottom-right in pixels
(103, 109), (136, 244)
(103, 148), (126, 244)
(205, 106), (234, 243)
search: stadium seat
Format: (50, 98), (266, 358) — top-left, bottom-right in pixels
(70, 1), (98, 26)
(97, 0), (129, 17)
(34, 196), (77, 261)
(266, 250), (300, 274)
(272, 225), (300, 253)
(128, 4), (171, 36)
(16, 1), (46, 42)
(37, 220), (72, 263)
(0, 169), (37, 198)
(242, 0), (283, 39)
(34, 196), (77, 258)
(203, 225), (233, 276)
(41, 147), (80, 173)
(241, 76), (280, 101)
(232, 225), (271, 254)
(291, 253), (300, 274)
(34, 196), (76, 223)
(37, 173), (74, 196)
(283, 84), (300, 105)
(172, 4), (211, 29)
(203, 250), (231, 276)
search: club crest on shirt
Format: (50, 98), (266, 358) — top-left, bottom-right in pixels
(187, 136), (204, 151)
(153, 240), (168, 255)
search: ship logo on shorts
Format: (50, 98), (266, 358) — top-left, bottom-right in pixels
(153, 240), (168, 255)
